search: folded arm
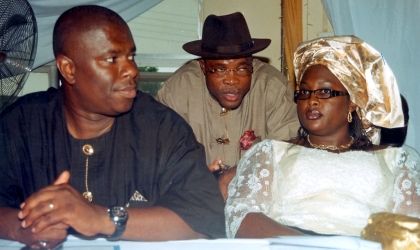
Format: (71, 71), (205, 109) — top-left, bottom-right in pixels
(0, 206), (68, 249)
(17, 172), (206, 242)
(123, 206), (205, 240)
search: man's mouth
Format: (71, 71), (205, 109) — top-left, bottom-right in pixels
(118, 86), (137, 99)
(222, 91), (240, 102)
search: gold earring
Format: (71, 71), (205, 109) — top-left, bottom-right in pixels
(347, 111), (352, 123)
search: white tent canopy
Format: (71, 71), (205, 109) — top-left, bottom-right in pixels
(29, 0), (163, 69)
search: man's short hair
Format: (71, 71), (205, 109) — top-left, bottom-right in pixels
(53, 5), (126, 58)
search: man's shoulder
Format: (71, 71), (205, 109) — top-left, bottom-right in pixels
(175, 59), (201, 72)
(128, 91), (198, 144)
(161, 60), (204, 89)
(156, 60), (206, 109)
(0, 88), (60, 120)
(131, 91), (189, 124)
(132, 91), (170, 112)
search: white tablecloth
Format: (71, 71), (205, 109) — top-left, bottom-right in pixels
(0, 235), (381, 250)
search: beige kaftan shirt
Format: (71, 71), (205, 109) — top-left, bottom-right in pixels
(156, 59), (299, 167)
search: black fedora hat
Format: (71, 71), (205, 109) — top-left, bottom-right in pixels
(183, 12), (271, 59)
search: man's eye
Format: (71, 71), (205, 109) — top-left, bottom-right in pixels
(215, 68), (226, 72)
(106, 57), (116, 62)
(301, 90), (309, 94)
(128, 54), (136, 61)
(236, 68), (247, 72)
(320, 89), (331, 94)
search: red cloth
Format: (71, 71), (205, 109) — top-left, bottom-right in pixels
(239, 130), (258, 150)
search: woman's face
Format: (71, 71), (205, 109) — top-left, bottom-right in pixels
(297, 65), (356, 139)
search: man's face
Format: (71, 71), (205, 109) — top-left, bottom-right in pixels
(68, 23), (139, 116)
(200, 57), (252, 110)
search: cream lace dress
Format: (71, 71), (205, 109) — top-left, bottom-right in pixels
(225, 140), (420, 238)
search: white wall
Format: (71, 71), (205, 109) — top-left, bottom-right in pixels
(129, 0), (199, 55)
(19, 73), (49, 96)
(129, 0), (200, 71)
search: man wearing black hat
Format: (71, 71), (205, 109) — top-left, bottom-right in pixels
(157, 12), (299, 174)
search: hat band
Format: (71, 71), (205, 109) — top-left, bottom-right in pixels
(201, 41), (254, 54)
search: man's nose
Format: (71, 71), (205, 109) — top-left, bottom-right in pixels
(122, 59), (139, 79)
(223, 70), (239, 85)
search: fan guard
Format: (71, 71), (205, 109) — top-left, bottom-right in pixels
(0, 0), (38, 112)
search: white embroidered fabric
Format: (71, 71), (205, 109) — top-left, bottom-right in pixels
(225, 140), (420, 238)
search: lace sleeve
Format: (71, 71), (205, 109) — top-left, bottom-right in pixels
(390, 147), (420, 218)
(225, 140), (280, 238)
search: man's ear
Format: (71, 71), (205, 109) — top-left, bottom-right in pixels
(199, 59), (206, 75)
(56, 55), (75, 85)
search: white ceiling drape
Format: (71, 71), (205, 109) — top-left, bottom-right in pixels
(29, 0), (163, 69)
(322, 0), (420, 152)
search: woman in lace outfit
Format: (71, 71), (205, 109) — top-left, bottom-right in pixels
(225, 35), (420, 238)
